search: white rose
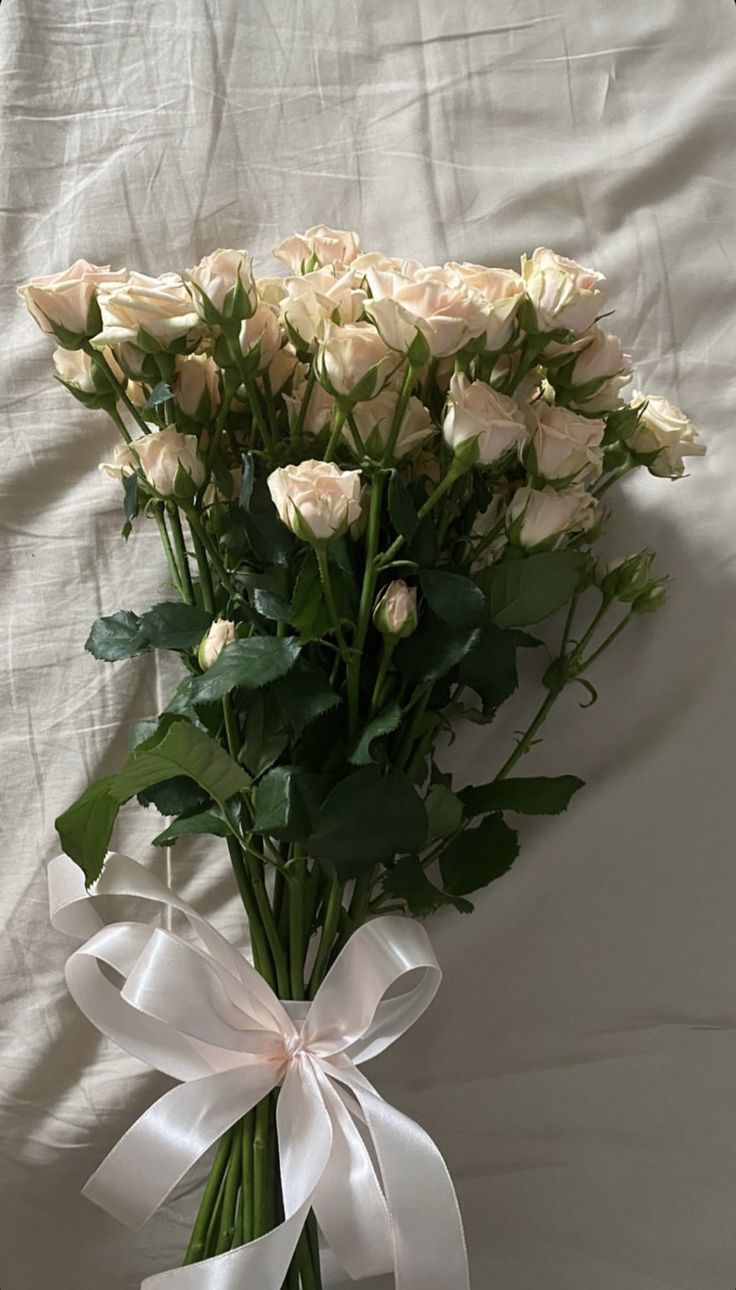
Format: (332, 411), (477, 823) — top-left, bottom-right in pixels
(267, 347), (301, 394)
(132, 426), (206, 496)
(99, 442), (138, 481)
(350, 389), (434, 460)
(444, 263), (525, 349)
(53, 346), (124, 396)
(283, 376), (335, 437)
(507, 483), (598, 549)
(267, 459), (362, 543)
(93, 272), (201, 350)
(373, 580), (418, 638)
(316, 321), (397, 400)
(366, 268), (485, 357)
(521, 247), (605, 333)
(362, 297), (431, 360)
(256, 276), (288, 307)
(187, 249), (257, 322)
(239, 302), (282, 369)
(272, 225), (361, 274)
(443, 372), (530, 466)
(626, 391), (706, 477)
(18, 259), (126, 341)
(530, 404), (605, 481)
(173, 353), (221, 420)
(198, 619), (237, 669)
(566, 328), (633, 411)
(280, 269), (366, 348)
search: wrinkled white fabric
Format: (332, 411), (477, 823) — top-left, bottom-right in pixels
(0, 2), (734, 1288)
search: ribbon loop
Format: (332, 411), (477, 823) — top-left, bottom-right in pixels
(49, 852), (470, 1290)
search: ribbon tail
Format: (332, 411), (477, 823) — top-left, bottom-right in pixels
(84, 1064), (278, 1228)
(334, 1066), (470, 1290)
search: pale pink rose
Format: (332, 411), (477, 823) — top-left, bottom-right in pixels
(239, 302), (282, 370)
(507, 483), (598, 548)
(316, 321), (397, 399)
(187, 249), (256, 320)
(267, 459), (362, 543)
(279, 268), (366, 348)
(273, 225), (361, 274)
(366, 268), (485, 357)
(132, 426), (206, 496)
(283, 375), (335, 436)
(626, 391), (706, 478)
(349, 389), (434, 460)
(18, 259), (126, 339)
(363, 296), (431, 357)
(444, 263), (525, 349)
(443, 372), (530, 465)
(530, 404), (605, 481)
(256, 276), (289, 307)
(373, 580), (418, 637)
(198, 619), (237, 669)
(173, 353), (221, 419)
(53, 346), (124, 395)
(521, 247), (605, 333)
(566, 328), (633, 412)
(267, 347), (301, 394)
(93, 272), (201, 349)
(99, 442), (137, 481)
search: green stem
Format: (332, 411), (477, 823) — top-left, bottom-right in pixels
(153, 506), (184, 598)
(182, 1129), (234, 1264)
(315, 545), (350, 659)
(108, 404), (133, 445)
(594, 459), (635, 497)
(306, 1211), (323, 1288)
(323, 403), (349, 462)
(394, 681), (432, 770)
(493, 686), (559, 780)
(185, 505), (241, 603)
(576, 608), (635, 671)
(375, 462), (464, 571)
(572, 595), (613, 658)
(291, 364), (317, 443)
(89, 346), (153, 436)
(288, 857), (307, 1001)
(240, 1110), (255, 1244)
(226, 837), (276, 987)
(308, 871), (343, 998)
(189, 518), (215, 614)
(369, 637), (396, 715)
(214, 1129), (243, 1253)
(380, 362), (416, 464)
(252, 1096), (270, 1238)
(205, 377), (238, 473)
(346, 473), (385, 735)
(167, 506), (195, 604)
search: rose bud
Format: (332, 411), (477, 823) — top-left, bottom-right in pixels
(98, 442), (138, 481)
(198, 619), (237, 669)
(53, 346), (125, 411)
(173, 353), (221, 421)
(520, 247), (605, 334)
(93, 272), (201, 353)
(373, 580), (418, 639)
(527, 404), (605, 483)
(506, 483), (598, 549)
(443, 372), (530, 468)
(187, 249), (257, 326)
(632, 581), (668, 614)
(272, 225), (361, 274)
(132, 426), (206, 498)
(239, 302), (282, 370)
(625, 391), (706, 478)
(18, 259), (127, 348)
(601, 551), (655, 602)
(315, 321), (398, 403)
(267, 459), (362, 544)
(349, 389), (434, 461)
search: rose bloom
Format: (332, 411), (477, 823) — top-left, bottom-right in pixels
(267, 346), (301, 394)
(373, 580), (418, 637)
(273, 225), (361, 274)
(131, 426), (206, 496)
(529, 404), (605, 481)
(267, 459), (362, 543)
(187, 248), (256, 320)
(18, 259), (126, 339)
(443, 373), (530, 465)
(507, 483), (598, 549)
(349, 389), (434, 460)
(256, 276), (288, 308)
(93, 272), (201, 349)
(566, 327), (633, 412)
(444, 263), (525, 349)
(99, 442), (138, 481)
(198, 619), (237, 669)
(173, 353), (221, 420)
(362, 296), (431, 357)
(283, 374), (335, 436)
(316, 321), (397, 399)
(521, 247), (605, 333)
(366, 267), (485, 357)
(53, 345), (124, 394)
(239, 302), (282, 369)
(626, 391), (706, 477)
(279, 268), (366, 348)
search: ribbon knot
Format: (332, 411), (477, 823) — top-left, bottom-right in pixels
(48, 851), (470, 1290)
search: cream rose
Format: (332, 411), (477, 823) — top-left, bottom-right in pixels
(239, 302), (282, 369)
(188, 249), (257, 322)
(626, 391), (706, 478)
(362, 297), (431, 361)
(273, 225), (361, 274)
(283, 375), (335, 437)
(132, 426), (206, 496)
(521, 247), (605, 333)
(443, 372), (530, 466)
(99, 442), (138, 481)
(373, 580), (418, 638)
(267, 459), (362, 543)
(267, 346), (301, 394)
(173, 353), (221, 420)
(279, 268), (366, 349)
(566, 328), (632, 411)
(18, 259), (126, 341)
(198, 619), (237, 669)
(366, 268), (485, 357)
(315, 321), (397, 400)
(444, 263), (525, 349)
(349, 389), (434, 460)
(53, 346), (124, 396)
(507, 483), (598, 549)
(93, 272), (201, 350)
(529, 404), (605, 482)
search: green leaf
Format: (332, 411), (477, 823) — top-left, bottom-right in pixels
(243, 479), (296, 566)
(85, 610), (149, 662)
(458, 620), (518, 714)
(144, 381), (173, 410)
(419, 570), (486, 630)
(240, 691), (289, 777)
(252, 765), (329, 842)
(460, 775), (584, 817)
(128, 719), (159, 751)
(425, 783), (464, 839)
(310, 767), (428, 876)
(139, 602), (212, 651)
(252, 588), (292, 622)
(289, 552), (333, 641)
(123, 471), (140, 523)
(396, 611), (480, 685)
(55, 774), (120, 884)
(388, 470), (419, 541)
(439, 815), (519, 895)
(273, 660), (341, 736)
(138, 776), (210, 816)
(184, 636), (301, 704)
(239, 453), (255, 510)
(486, 551), (585, 628)
(152, 811), (230, 846)
(348, 702), (402, 766)
(113, 720), (250, 808)
(382, 855), (472, 916)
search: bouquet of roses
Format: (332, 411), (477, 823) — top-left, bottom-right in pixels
(21, 226), (704, 1290)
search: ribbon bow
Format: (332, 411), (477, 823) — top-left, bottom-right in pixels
(49, 852), (470, 1290)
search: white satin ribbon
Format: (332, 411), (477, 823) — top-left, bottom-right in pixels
(48, 852), (470, 1290)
